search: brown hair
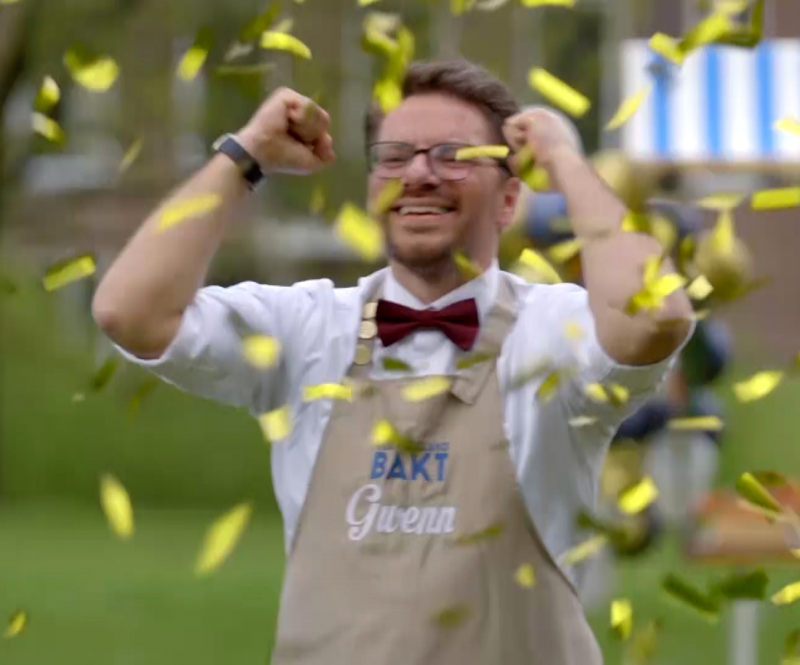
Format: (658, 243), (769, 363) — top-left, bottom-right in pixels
(364, 58), (520, 150)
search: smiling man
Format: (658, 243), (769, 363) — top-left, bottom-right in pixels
(92, 59), (692, 665)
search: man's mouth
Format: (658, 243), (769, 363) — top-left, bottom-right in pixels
(394, 205), (457, 218)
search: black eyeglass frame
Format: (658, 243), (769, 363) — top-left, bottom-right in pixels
(367, 141), (513, 181)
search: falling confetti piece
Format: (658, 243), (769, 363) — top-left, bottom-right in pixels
(454, 250), (482, 280)
(733, 371), (783, 402)
(34, 76), (60, 113)
(334, 203), (384, 262)
(648, 32), (685, 65)
(536, 370), (562, 402)
(309, 184), (326, 215)
(515, 563), (536, 588)
(626, 254), (687, 315)
(679, 11), (732, 54)
(402, 376), (451, 402)
(611, 599), (633, 640)
(119, 138), (143, 173)
(736, 472), (782, 514)
(382, 357), (412, 371)
(775, 117), (800, 137)
(371, 420), (422, 452)
(63, 46), (119, 91)
(195, 502), (252, 576)
(751, 188), (800, 210)
(127, 377), (159, 420)
(456, 352), (496, 369)
(606, 86), (651, 131)
(369, 178), (402, 217)
(618, 476), (659, 515)
(686, 275), (713, 300)
(528, 68), (590, 118)
(569, 415), (598, 428)
(32, 112), (65, 145)
(454, 145), (509, 160)
(178, 27), (213, 81)
(372, 73), (403, 113)
(435, 605), (471, 627)
(454, 522), (505, 545)
(771, 580), (800, 607)
(242, 335), (281, 369)
(711, 569), (769, 601)
(661, 573), (720, 620)
(259, 406), (292, 442)
(515, 145), (550, 192)
(238, 4), (281, 43)
(43, 255), (95, 292)
(100, 474), (134, 540)
(91, 358), (118, 392)
(521, 0), (575, 5)
(158, 194), (222, 232)
(260, 31), (311, 59)
(358, 0), (382, 5)
(560, 534), (608, 566)
(303, 383), (354, 402)
(565, 321), (585, 341)
(513, 248), (562, 284)
(695, 193), (745, 211)
(667, 416), (724, 432)
(4, 611), (26, 639)
(547, 238), (583, 264)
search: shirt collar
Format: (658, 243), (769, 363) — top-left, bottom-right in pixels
(382, 261), (499, 324)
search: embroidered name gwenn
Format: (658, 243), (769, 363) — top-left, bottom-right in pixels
(346, 484), (457, 541)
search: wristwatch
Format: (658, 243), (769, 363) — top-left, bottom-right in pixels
(212, 133), (265, 190)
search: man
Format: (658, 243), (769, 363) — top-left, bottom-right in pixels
(93, 59), (693, 664)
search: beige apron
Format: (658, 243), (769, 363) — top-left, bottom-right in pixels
(272, 274), (603, 665)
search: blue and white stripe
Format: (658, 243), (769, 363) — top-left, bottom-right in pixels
(620, 39), (800, 162)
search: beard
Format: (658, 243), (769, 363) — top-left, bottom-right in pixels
(383, 223), (464, 279)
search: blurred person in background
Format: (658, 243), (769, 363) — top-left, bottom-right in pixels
(92, 59), (693, 665)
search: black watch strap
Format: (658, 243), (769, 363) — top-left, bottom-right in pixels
(213, 134), (265, 190)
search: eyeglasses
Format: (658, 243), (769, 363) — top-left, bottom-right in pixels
(368, 142), (512, 181)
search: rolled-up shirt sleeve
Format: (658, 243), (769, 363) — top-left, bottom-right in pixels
(112, 280), (330, 412)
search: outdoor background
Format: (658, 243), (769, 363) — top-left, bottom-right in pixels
(1, 0), (799, 663)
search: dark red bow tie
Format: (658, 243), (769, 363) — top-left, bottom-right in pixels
(375, 298), (480, 351)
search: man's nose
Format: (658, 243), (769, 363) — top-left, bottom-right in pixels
(403, 152), (439, 185)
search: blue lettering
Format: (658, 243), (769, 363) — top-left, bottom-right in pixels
(411, 453), (431, 481)
(435, 452), (448, 481)
(371, 451), (387, 479)
(387, 453), (407, 480)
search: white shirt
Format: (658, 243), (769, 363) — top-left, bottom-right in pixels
(114, 264), (682, 582)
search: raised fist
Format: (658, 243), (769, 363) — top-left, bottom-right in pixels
(235, 87), (336, 175)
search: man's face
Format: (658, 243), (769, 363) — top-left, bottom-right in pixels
(367, 93), (519, 272)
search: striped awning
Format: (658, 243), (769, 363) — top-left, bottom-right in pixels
(620, 39), (800, 164)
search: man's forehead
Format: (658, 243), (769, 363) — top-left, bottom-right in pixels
(377, 93), (493, 145)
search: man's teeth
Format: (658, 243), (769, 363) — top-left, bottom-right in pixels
(398, 206), (452, 215)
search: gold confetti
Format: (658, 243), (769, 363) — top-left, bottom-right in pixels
(569, 415), (598, 428)
(303, 383), (354, 402)
(515, 563), (536, 588)
(358, 0), (382, 5)
(242, 335), (281, 369)
(91, 358), (118, 392)
(372, 74), (403, 113)
(584, 382), (629, 407)
(100, 474), (134, 540)
(679, 11), (732, 54)
(547, 238), (583, 264)
(260, 31), (311, 59)
(667, 416), (724, 432)
(696, 193), (745, 211)
(369, 178), (402, 217)
(686, 275), (714, 300)
(258, 406), (292, 442)
(661, 573), (720, 620)
(34, 76), (60, 112)
(536, 370), (562, 402)
(648, 32), (685, 65)
(32, 112), (65, 145)
(733, 371), (783, 402)
(515, 145), (550, 192)
(382, 357), (412, 371)
(606, 87), (651, 131)
(775, 117), (800, 137)
(454, 250), (483, 280)
(63, 46), (119, 91)
(309, 184), (326, 215)
(127, 377), (159, 421)
(454, 522), (505, 545)
(371, 420), (421, 452)
(611, 599), (633, 640)
(178, 27), (213, 81)
(560, 534), (608, 566)
(564, 321), (585, 341)
(751, 188), (800, 210)
(43, 255), (95, 292)
(119, 138), (143, 174)
(334, 203), (384, 262)
(735, 472), (782, 514)
(625, 254), (687, 315)
(618, 476), (659, 515)
(528, 67), (590, 118)
(158, 194), (222, 232)
(402, 376), (451, 402)
(4, 611), (26, 639)
(513, 248), (562, 284)
(521, 0), (575, 5)
(771, 580), (800, 607)
(454, 145), (509, 160)
(194, 502), (252, 576)
(435, 605), (471, 627)
(456, 352), (496, 369)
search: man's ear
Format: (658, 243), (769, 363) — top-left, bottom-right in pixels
(498, 176), (521, 232)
